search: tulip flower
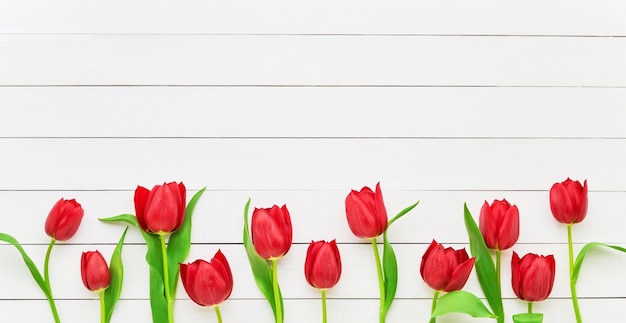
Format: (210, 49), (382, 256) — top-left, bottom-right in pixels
(305, 240), (342, 290)
(479, 199), (519, 304)
(511, 251), (555, 316)
(345, 182), (388, 239)
(305, 240), (342, 323)
(550, 178), (588, 225)
(249, 204), (293, 323)
(44, 198), (84, 241)
(44, 198), (85, 322)
(134, 181), (186, 235)
(421, 240), (476, 323)
(81, 250), (111, 292)
(181, 250), (233, 323)
(251, 205), (293, 260)
(550, 178), (587, 323)
(479, 199), (519, 251)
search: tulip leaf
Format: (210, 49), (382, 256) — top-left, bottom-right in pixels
(512, 313), (544, 323)
(0, 233), (51, 299)
(99, 214), (140, 228)
(573, 242), (626, 285)
(100, 213), (168, 323)
(381, 201), (419, 315)
(463, 203), (504, 323)
(104, 227), (128, 323)
(431, 290), (496, 319)
(243, 198), (283, 322)
(167, 187), (206, 296)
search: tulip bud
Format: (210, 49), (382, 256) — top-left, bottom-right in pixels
(550, 178), (588, 224)
(304, 240), (342, 290)
(251, 205), (293, 260)
(80, 250), (111, 292)
(134, 182), (186, 235)
(479, 199), (520, 250)
(420, 240), (475, 292)
(44, 198), (84, 241)
(345, 182), (388, 239)
(180, 250), (234, 307)
(511, 251), (555, 302)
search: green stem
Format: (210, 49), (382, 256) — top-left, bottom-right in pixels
(160, 234), (174, 323)
(496, 249), (502, 292)
(271, 259), (283, 323)
(371, 238), (385, 323)
(567, 225), (582, 323)
(44, 238), (61, 323)
(99, 291), (106, 323)
(528, 302), (533, 314)
(214, 305), (223, 323)
(429, 290), (440, 323)
(321, 289), (327, 323)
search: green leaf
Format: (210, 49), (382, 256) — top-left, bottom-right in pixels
(100, 213), (167, 323)
(104, 227), (129, 323)
(243, 198), (283, 321)
(0, 233), (50, 299)
(99, 214), (140, 228)
(573, 242), (626, 285)
(381, 201), (419, 315)
(463, 203), (504, 323)
(431, 291), (496, 319)
(512, 313), (544, 323)
(167, 187), (206, 296)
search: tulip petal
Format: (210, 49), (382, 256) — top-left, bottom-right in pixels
(479, 201), (498, 249)
(134, 186), (150, 231)
(444, 257), (475, 292)
(421, 242), (449, 291)
(497, 205), (519, 250)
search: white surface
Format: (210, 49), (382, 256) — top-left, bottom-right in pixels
(0, 1), (625, 323)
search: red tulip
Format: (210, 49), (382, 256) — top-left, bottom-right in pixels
(550, 178), (588, 224)
(479, 199), (520, 250)
(81, 250), (111, 292)
(180, 250), (234, 307)
(511, 251), (555, 302)
(304, 240), (342, 290)
(44, 198), (84, 241)
(134, 182), (186, 235)
(251, 205), (292, 260)
(345, 182), (388, 239)
(420, 240), (475, 292)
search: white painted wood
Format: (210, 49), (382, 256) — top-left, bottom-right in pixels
(0, 138), (623, 191)
(1, 87), (625, 138)
(2, 0), (625, 322)
(0, 0), (624, 36)
(1, 35), (625, 86)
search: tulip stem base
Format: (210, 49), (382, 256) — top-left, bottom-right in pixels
(495, 249), (502, 292)
(160, 234), (174, 323)
(567, 225), (582, 323)
(271, 259), (283, 323)
(214, 305), (223, 323)
(44, 238), (61, 323)
(371, 239), (385, 323)
(99, 290), (106, 323)
(321, 289), (327, 323)
(430, 290), (440, 323)
(528, 302), (533, 314)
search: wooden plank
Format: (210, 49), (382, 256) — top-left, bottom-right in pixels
(1, 35), (625, 86)
(0, 138), (623, 191)
(1, 87), (625, 138)
(1, 0), (625, 36)
(0, 190), (623, 245)
(0, 296), (622, 322)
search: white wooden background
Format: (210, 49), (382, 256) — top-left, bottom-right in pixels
(1, 1), (626, 322)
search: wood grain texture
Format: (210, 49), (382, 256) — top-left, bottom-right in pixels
(1, 1), (625, 322)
